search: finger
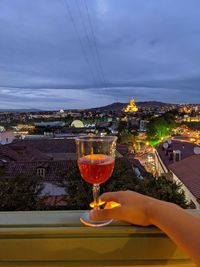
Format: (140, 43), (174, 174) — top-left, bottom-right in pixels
(90, 200), (105, 208)
(100, 191), (124, 204)
(105, 201), (121, 209)
(89, 207), (122, 221)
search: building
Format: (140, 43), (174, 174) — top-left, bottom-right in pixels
(34, 121), (65, 127)
(0, 159), (75, 206)
(155, 140), (200, 208)
(124, 98), (138, 113)
(139, 120), (147, 132)
(169, 155), (200, 208)
(0, 139), (78, 206)
(183, 115), (200, 122)
(0, 143), (52, 162)
(0, 129), (15, 145)
(9, 138), (76, 161)
(155, 140), (197, 176)
(71, 120), (84, 128)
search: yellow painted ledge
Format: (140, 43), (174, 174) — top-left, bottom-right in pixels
(0, 210), (198, 267)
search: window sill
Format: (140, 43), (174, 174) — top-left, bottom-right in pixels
(0, 210), (198, 266)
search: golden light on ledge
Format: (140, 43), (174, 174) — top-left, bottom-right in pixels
(124, 98), (138, 113)
(90, 201), (121, 208)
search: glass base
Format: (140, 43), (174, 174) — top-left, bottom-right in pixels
(80, 211), (113, 227)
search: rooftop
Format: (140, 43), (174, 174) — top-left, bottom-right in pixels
(10, 138), (76, 154)
(156, 140), (198, 168)
(1, 160), (75, 182)
(169, 155), (200, 199)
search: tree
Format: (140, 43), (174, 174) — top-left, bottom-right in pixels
(60, 161), (93, 210)
(135, 174), (188, 209)
(60, 158), (138, 210)
(60, 158), (188, 210)
(117, 121), (128, 135)
(119, 133), (134, 144)
(103, 158), (139, 192)
(105, 164), (188, 209)
(147, 112), (176, 142)
(0, 175), (46, 211)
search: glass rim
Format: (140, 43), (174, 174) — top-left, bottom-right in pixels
(75, 135), (117, 142)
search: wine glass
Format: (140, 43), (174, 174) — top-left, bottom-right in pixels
(75, 135), (117, 227)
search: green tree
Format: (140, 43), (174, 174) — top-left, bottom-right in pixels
(103, 158), (138, 192)
(105, 164), (188, 209)
(117, 121), (128, 134)
(59, 160), (92, 210)
(60, 158), (138, 210)
(59, 158), (188, 210)
(119, 133), (134, 144)
(136, 174), (188, 209)
(147, 112), (176, 142)
(0, 175), (46, 211)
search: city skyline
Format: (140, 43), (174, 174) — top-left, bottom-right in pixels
(1, 0), (200, 109)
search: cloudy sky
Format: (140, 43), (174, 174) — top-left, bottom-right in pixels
(0, 0), (200, 110)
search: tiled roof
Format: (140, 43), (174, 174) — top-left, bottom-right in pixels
(2, 160), (77, 182)
(116, 144), (128, 155)
(169, 155), (200, 199)
(11, 145), (52, 161)
(10, 139), (76, 154)
(0, 144), (21, 161)
(0, 144), (52, 161)
(156, 140), (197, 168)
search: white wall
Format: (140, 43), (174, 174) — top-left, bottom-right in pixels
(0, 130), (15, 145)
(171, 172), (200, 209)
(154, 150), (168, 176)
(41, 182), (66, 196)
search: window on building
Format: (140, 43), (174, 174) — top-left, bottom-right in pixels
(36, 168), (46, 178)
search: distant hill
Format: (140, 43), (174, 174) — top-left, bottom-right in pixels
(89, 102), (127, 111)
(89, 101), (170, 111)
(0, 109), (42, 113)
(137, 101), (169, 107)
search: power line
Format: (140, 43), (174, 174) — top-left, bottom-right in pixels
(83, 0), (107, 88)
(62, 0), (98, 87)
(75, 0), (103, 87)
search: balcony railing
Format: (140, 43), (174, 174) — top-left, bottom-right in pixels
(0, 210), (198, 266)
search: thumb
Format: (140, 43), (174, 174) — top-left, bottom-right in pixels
(89, 207), (122, 221)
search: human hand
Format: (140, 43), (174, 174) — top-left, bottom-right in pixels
(89, 190), (158, 226)
(91, 191), (200, 265)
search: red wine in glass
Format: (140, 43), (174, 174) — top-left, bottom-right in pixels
(78, 154), (114, 185)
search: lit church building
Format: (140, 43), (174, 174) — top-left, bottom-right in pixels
(124, 98), (138, 113)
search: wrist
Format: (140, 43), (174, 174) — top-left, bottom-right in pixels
(147, 197), (175, 226)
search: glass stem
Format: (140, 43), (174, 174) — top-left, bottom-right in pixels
(93, 184), (100, 210)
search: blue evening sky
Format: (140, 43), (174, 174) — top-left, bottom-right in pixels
(0, 0), (200, 109)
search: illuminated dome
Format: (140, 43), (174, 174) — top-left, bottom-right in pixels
(71, 120), (84, 128)
(124, 98), (138, 113)
(59, 109), (64, 114)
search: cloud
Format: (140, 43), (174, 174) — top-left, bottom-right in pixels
(0, 88), (114, 109)
(0, 0), (200, 108)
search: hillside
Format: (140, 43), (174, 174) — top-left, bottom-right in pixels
(89, 101), (170, 111)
